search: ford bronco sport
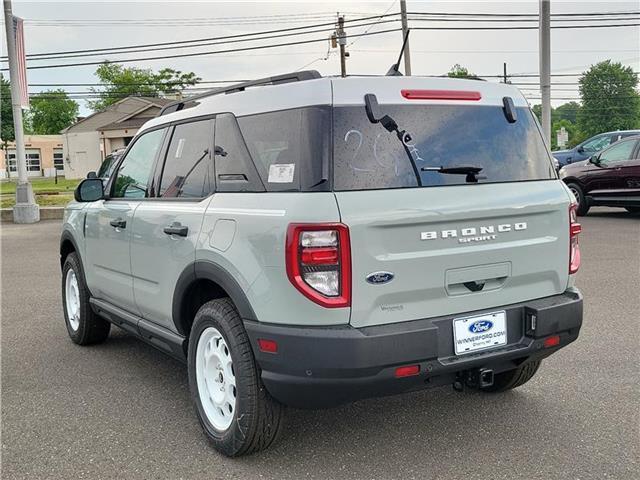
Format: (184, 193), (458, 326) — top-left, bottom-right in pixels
(60, 71), (583, 457)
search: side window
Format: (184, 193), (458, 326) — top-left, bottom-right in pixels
(582, 135), (611, 153)
(159, 120), (213, 198)
(213, 113), (264, 192)
(237, 107), (329, 192)
(599, 140), (637, 166)
(112, 128), (166, 198)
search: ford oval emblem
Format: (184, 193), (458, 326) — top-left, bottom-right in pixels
(469, 320), (493, 334)
(366, 271), (394, 285)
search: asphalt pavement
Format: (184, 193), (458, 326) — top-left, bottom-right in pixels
(1, 208), (639, 480)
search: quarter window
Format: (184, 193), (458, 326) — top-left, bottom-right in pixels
(112, 128), (166, 198)
(159, 120), (214, 198)
(214, 113), (264, 192)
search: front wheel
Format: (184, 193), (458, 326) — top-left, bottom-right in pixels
(62, 252), (110, 345)
(480, 360), (541, 393)
(188, 298), (284, 457)
(567, 183), (589, 216)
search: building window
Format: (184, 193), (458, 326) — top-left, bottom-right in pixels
(7, 151), (17, 172)
(54, 149), (64, 170)
(26, 151), (41, 172)
(7, 149), (41, 175)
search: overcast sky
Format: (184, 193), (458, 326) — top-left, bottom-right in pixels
(2, 0), (639, 115)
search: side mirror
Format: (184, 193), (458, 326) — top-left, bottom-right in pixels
(576, 146), (585, 154)
(588, 154), (601, 165)
(74, 178), (104, 202)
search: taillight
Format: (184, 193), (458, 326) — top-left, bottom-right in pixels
(286, 223), (351, 308)
(569, 204), (582, 274)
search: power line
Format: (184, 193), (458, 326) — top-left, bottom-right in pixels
(2, 13), (400, 60)
(0, 28), (404, 71)
(412, 22), (640, 31)
(13, 19), (401, 62)
(408, 10), (640, 17)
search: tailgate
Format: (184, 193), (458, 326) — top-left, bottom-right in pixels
(336, 181), (571, 328)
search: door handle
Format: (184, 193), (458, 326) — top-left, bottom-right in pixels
(109, 218), (126, 229)
(163, 222), (188, 237)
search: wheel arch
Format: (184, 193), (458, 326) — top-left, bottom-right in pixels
(60, 230), (82, 270)
(172, 261), (257, 338)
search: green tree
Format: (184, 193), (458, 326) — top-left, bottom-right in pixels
(447, 64), (480, 80)
(578, 60), (640, 137)
(1, 74), (14, 143)
(554, 101), (580, 123)
(27, 90), (79, 134)
(88, 62), (201, 111)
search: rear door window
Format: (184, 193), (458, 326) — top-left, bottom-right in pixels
(159, 120), (214, 198)
(333, 105), (554, 190)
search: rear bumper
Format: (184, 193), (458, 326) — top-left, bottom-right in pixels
(245, 288), (583, 408)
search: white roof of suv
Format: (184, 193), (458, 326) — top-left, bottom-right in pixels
(140, 74), (529, 134)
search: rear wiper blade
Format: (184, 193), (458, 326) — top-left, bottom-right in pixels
(421, 164), (485, 183)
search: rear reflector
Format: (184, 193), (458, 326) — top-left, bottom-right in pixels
(543, 335), (560, 348)
(569, 204), (582, 274)
(301, 247), (339, 265)
(258, 339), (278, 353)
(401, 89), (482, 101)
(395, 365), (420, 378)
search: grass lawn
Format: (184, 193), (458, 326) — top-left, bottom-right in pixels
(0, 193), (74, 209)
(0, 177), (80, 195)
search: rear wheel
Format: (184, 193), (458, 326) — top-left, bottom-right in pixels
(625, 207), (640, 214)
(62, 252), (111, 345)
(188, 298), (284, 457)
(567, 183), (589, 216)
(480, 360), (541, 393)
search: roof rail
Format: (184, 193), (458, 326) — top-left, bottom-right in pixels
(158, 70), (322, 116)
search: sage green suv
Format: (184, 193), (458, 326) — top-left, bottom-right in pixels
(60, 71), (584, 457)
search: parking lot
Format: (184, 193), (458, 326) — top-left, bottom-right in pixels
(1, 209), (638, 480)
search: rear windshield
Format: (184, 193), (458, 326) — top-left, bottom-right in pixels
(333, 105), (555, 191)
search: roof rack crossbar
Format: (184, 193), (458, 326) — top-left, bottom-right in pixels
(158, 70), (322, 116)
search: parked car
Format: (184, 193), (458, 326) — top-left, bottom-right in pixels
(560, 136), (640, 215)
(60, 71), (583, 457)
(96, 149), (124, 180)
(553, 130), (640, 167)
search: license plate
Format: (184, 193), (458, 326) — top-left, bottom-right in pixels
(453, 311), (507, 355)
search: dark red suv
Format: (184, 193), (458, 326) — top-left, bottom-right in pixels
(560, 136), (640, 216)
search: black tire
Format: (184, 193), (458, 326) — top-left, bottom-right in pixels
(61, 252), (111, 345)
(625, 207), (640, 214)
(567, 183), (589, 216)
(188, 298), (284, 457)
(480, 360), (542, 393)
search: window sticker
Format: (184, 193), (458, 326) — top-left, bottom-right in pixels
(268, 163), (295, 183)
(175, 138), (186, 158)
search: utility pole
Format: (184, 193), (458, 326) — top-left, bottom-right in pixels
(400, 0), (412, 75)
(539, 0), (551, 146)
(337, 15), (347, 77)
(3, 0), (39, 223)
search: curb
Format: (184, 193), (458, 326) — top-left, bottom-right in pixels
(1, 207), (64, 223)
